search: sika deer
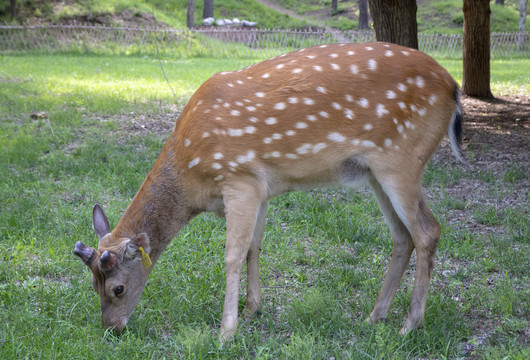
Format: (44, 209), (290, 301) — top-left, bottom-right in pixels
(74, 42), (464, 339)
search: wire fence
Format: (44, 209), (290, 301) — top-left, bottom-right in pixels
(0, 25), (528, 58)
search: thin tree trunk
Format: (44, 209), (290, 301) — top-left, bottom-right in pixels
(368, 0), (418, 49)
(518, 0), (527, 50)
(187, 0), (195, 28)
(332, 0), (338, 14)
(10, 0), (17, 19)
(203, 0), (214, 19)
(462, 0), (493, 98)
(359, 0), (369, 30)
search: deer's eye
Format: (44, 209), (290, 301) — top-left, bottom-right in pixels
(114, 286), (124, 297)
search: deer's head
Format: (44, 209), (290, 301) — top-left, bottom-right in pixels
(74, 204), (152, 333)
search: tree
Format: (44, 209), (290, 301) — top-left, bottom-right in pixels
(358, 0), (369, 30)
(462, 0), (493, 98)
(187, 0), (194, 28)
(367, 0), (418, 49)
(332, 0), (338, 14)
(519, 0), (528, 50)
(203, 0), (213, 19)
(10, 0), (16, 19)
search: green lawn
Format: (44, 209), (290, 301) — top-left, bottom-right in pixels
(0, 53), (528, 359)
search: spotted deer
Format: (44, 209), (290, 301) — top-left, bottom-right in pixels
(74, 42), (464, 339)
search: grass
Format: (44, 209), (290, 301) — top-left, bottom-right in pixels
(0, 52), (529, 358)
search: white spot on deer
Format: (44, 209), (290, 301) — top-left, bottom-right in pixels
(213, 104), (220, 109)
(428, 94), (437, 105)
(361, 140), (376, 148)
(365, 46), (374, 51)
(212, 163), (222, 170)
(385, 50), (394, 57)
(245, 126), (256, 134)
(188, 157), (200, 169)
(397, 83), (407, 92)
(306, 114), (317, 121)
(285, 153), (298, 159)
(265, 117), (277, 125)
(332, 102), (342, 110)
(213, 175), (224, 181)
(270, 151), (281, 158)
(285, 130), (296, 136)
(331, 63), (340, 70)
(237, 80), (244, 85)
(292, 68), (303, 74)
(223, 102), (230, 108)
(228, 128), (244, 136)
(319, 45), (328, 48)
(262, 73), (270, 78)
(246, 106), (256, 112)
(288, 97), (299, 104)
(219, 72), (230, 75)
(276, 64), (285, 69)
(227, 83), (234, 88)
(202, 132), (210, 138)
(204, 109), (211, 114)
(249, 116), (258, 123)
(316, 86), (327, 94)
(368, 59), (377, 70)
(402, 50), (410, 56)
(410, 104), (418, 112)
(397, 125), (404, 134)
(228, 161), (238, 168)
(319, 111), (329, 118)
(313, 65), (323, 71)
(216, 98), (223, 103)
(303, 98), (315, 105)
(328, 132), (346, 142)
(330, 53), (339, 58)
(384, 138), (392, 147)
(407, 77), (415, 84)
(296, 143), (312, 155)
(237, 151), (255, 164)
(350, 64), (359, 74)
(263, 137), (272, 144)
(344, 109), (354, 119)
(307, 55), (316, 59)
(213, 152), (224, 160)
(184, 139), (191, 147)
(418, 108), (426, 117)
(393, 118), (399, 125)
(272, 133), (282, 140)
(398, 102), (406, 110)
(376, 104), (389, 117)
(352, 139), (360, 146)
(358, 98), (369, 108)
(404, 120), (412, 129)
(296, 122), (308, 129)
(274, 102), (286, 110)
(347, 51), (355, 55)
(345, 94), (353, 102)
(386, 90), (397, 99)
(230, 110), (241, 116)
(235, 101), (243, 106)
(415, 76), (425, 88)
(363, 123), (373, 131)
(255, 92), (265, 98)
(313, 143), (327, 153)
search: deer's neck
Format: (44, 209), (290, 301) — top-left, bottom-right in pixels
(113, 151), (198, 262)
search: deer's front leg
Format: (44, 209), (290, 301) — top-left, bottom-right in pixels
(220, 181), (266, 341)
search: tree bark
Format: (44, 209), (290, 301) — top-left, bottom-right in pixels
(462, 0), (493, 98)
(203, 0), (214, 19)
(10, 0), (17, 19)
(359, 0), (369, 30)
(187, 0), (195, 28)
(332, 0), (338, 14)
(367, 0), (418, 49)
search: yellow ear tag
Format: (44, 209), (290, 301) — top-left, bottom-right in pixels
(138, 246), (152, 269)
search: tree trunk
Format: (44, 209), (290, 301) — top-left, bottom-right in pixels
(203, 0), (214, 19)
(462, 0), (493, 98)
(367, 0), (418, 49)
(187, 0), (195, 28)
(359, 0), (369, 30)
(332, 0), (338, 14)
(10, 0), (17, 19)
(519, 0), (528, 50)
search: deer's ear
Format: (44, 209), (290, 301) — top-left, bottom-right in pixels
(126, 233), (151, 258)
(93, 204), (110, 240)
